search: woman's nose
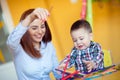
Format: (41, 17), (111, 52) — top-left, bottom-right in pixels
(37, 28), (42, 33)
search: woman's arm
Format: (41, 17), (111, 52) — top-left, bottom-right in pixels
(6, 8), (49, 51)
(6, 23), (28, 51)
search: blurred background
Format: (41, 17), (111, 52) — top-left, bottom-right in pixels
(0, 0), (120, 80)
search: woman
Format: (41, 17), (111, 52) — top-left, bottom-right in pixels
(7, 8), (61, 80)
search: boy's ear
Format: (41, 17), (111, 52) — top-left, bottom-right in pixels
(90, 33), (93, 40)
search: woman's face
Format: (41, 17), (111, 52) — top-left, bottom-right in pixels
(28, 19), (46, 44)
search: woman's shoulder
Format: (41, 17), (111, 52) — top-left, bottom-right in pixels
(47, 41), (52, 45)
(41, 41), (54, 48)
(47, 41), (55, 48)
(46, 42), (56, 53)
(44, 41), (53, 46)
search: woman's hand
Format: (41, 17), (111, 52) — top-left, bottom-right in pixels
(30, 8), (49, 21)
(22, 8), (50, 27)
(83, 60), (96, 72)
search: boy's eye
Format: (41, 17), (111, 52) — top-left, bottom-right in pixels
(73, 39), (77, 42)
(80, 38), (84, 40)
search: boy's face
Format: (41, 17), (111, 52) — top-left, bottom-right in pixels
(71, 27), (93, 50)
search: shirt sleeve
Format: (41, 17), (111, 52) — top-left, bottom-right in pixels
(6, 23), (28, 51)
(92, 43), (104, 69)
(59, 49), (76, 69)
(51, 44), (62, 79)
(67, 50), (77, 68)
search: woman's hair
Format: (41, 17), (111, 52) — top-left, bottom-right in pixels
(20, 9), (52, 58)
(70, 19), (92, 33)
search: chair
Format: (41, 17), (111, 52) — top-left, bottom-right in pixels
(103, 49), (113, 67)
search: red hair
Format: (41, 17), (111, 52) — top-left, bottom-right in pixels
(20, 9), (52, 58)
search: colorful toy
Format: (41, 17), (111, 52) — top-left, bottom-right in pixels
(56, 63), (120, 80)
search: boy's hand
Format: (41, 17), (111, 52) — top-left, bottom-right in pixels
(58, 63), (66, 70)
(83, 60), (96, 72)
(56, 63), (66, 75)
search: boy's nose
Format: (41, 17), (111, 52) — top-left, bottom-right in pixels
(77, 39), (81, 44)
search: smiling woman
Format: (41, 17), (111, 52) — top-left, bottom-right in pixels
(28, 19), (46, 49)
(6, 8), (61, 80)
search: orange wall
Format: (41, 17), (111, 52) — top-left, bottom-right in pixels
(93, 1), (120, 64)
(7, 0), (47, 26)
(45, 0), (82, 59)
(7, 0), (120, 63)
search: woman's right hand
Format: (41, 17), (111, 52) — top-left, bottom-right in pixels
(22, 8), (50, 27)
(30, 8), (50, 21)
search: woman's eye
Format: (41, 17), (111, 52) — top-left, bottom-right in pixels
(41, 24), (45, 28)
(31, 25), (38, 30)
(32, 27), (37, 30)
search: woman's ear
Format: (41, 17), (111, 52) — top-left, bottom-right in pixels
(90, 33), (93, 40)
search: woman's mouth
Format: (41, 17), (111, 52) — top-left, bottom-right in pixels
(35, 35), (42, 39)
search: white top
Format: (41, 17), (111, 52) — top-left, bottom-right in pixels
(6, 23), (61, 80)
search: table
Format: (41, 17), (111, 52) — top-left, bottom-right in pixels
(75, 71), (120, 80)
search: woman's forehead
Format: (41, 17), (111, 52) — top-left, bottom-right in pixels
(30, 19), (44, 25)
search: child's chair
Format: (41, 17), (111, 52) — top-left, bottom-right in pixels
(103, 49), (113, 67)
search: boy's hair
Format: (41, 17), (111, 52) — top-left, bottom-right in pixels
(70, 19), (92, 33)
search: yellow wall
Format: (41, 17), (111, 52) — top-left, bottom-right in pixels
(93, 1), (120, 64)
(6, 0), (120, 80)
(45, 0), (82, 59)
